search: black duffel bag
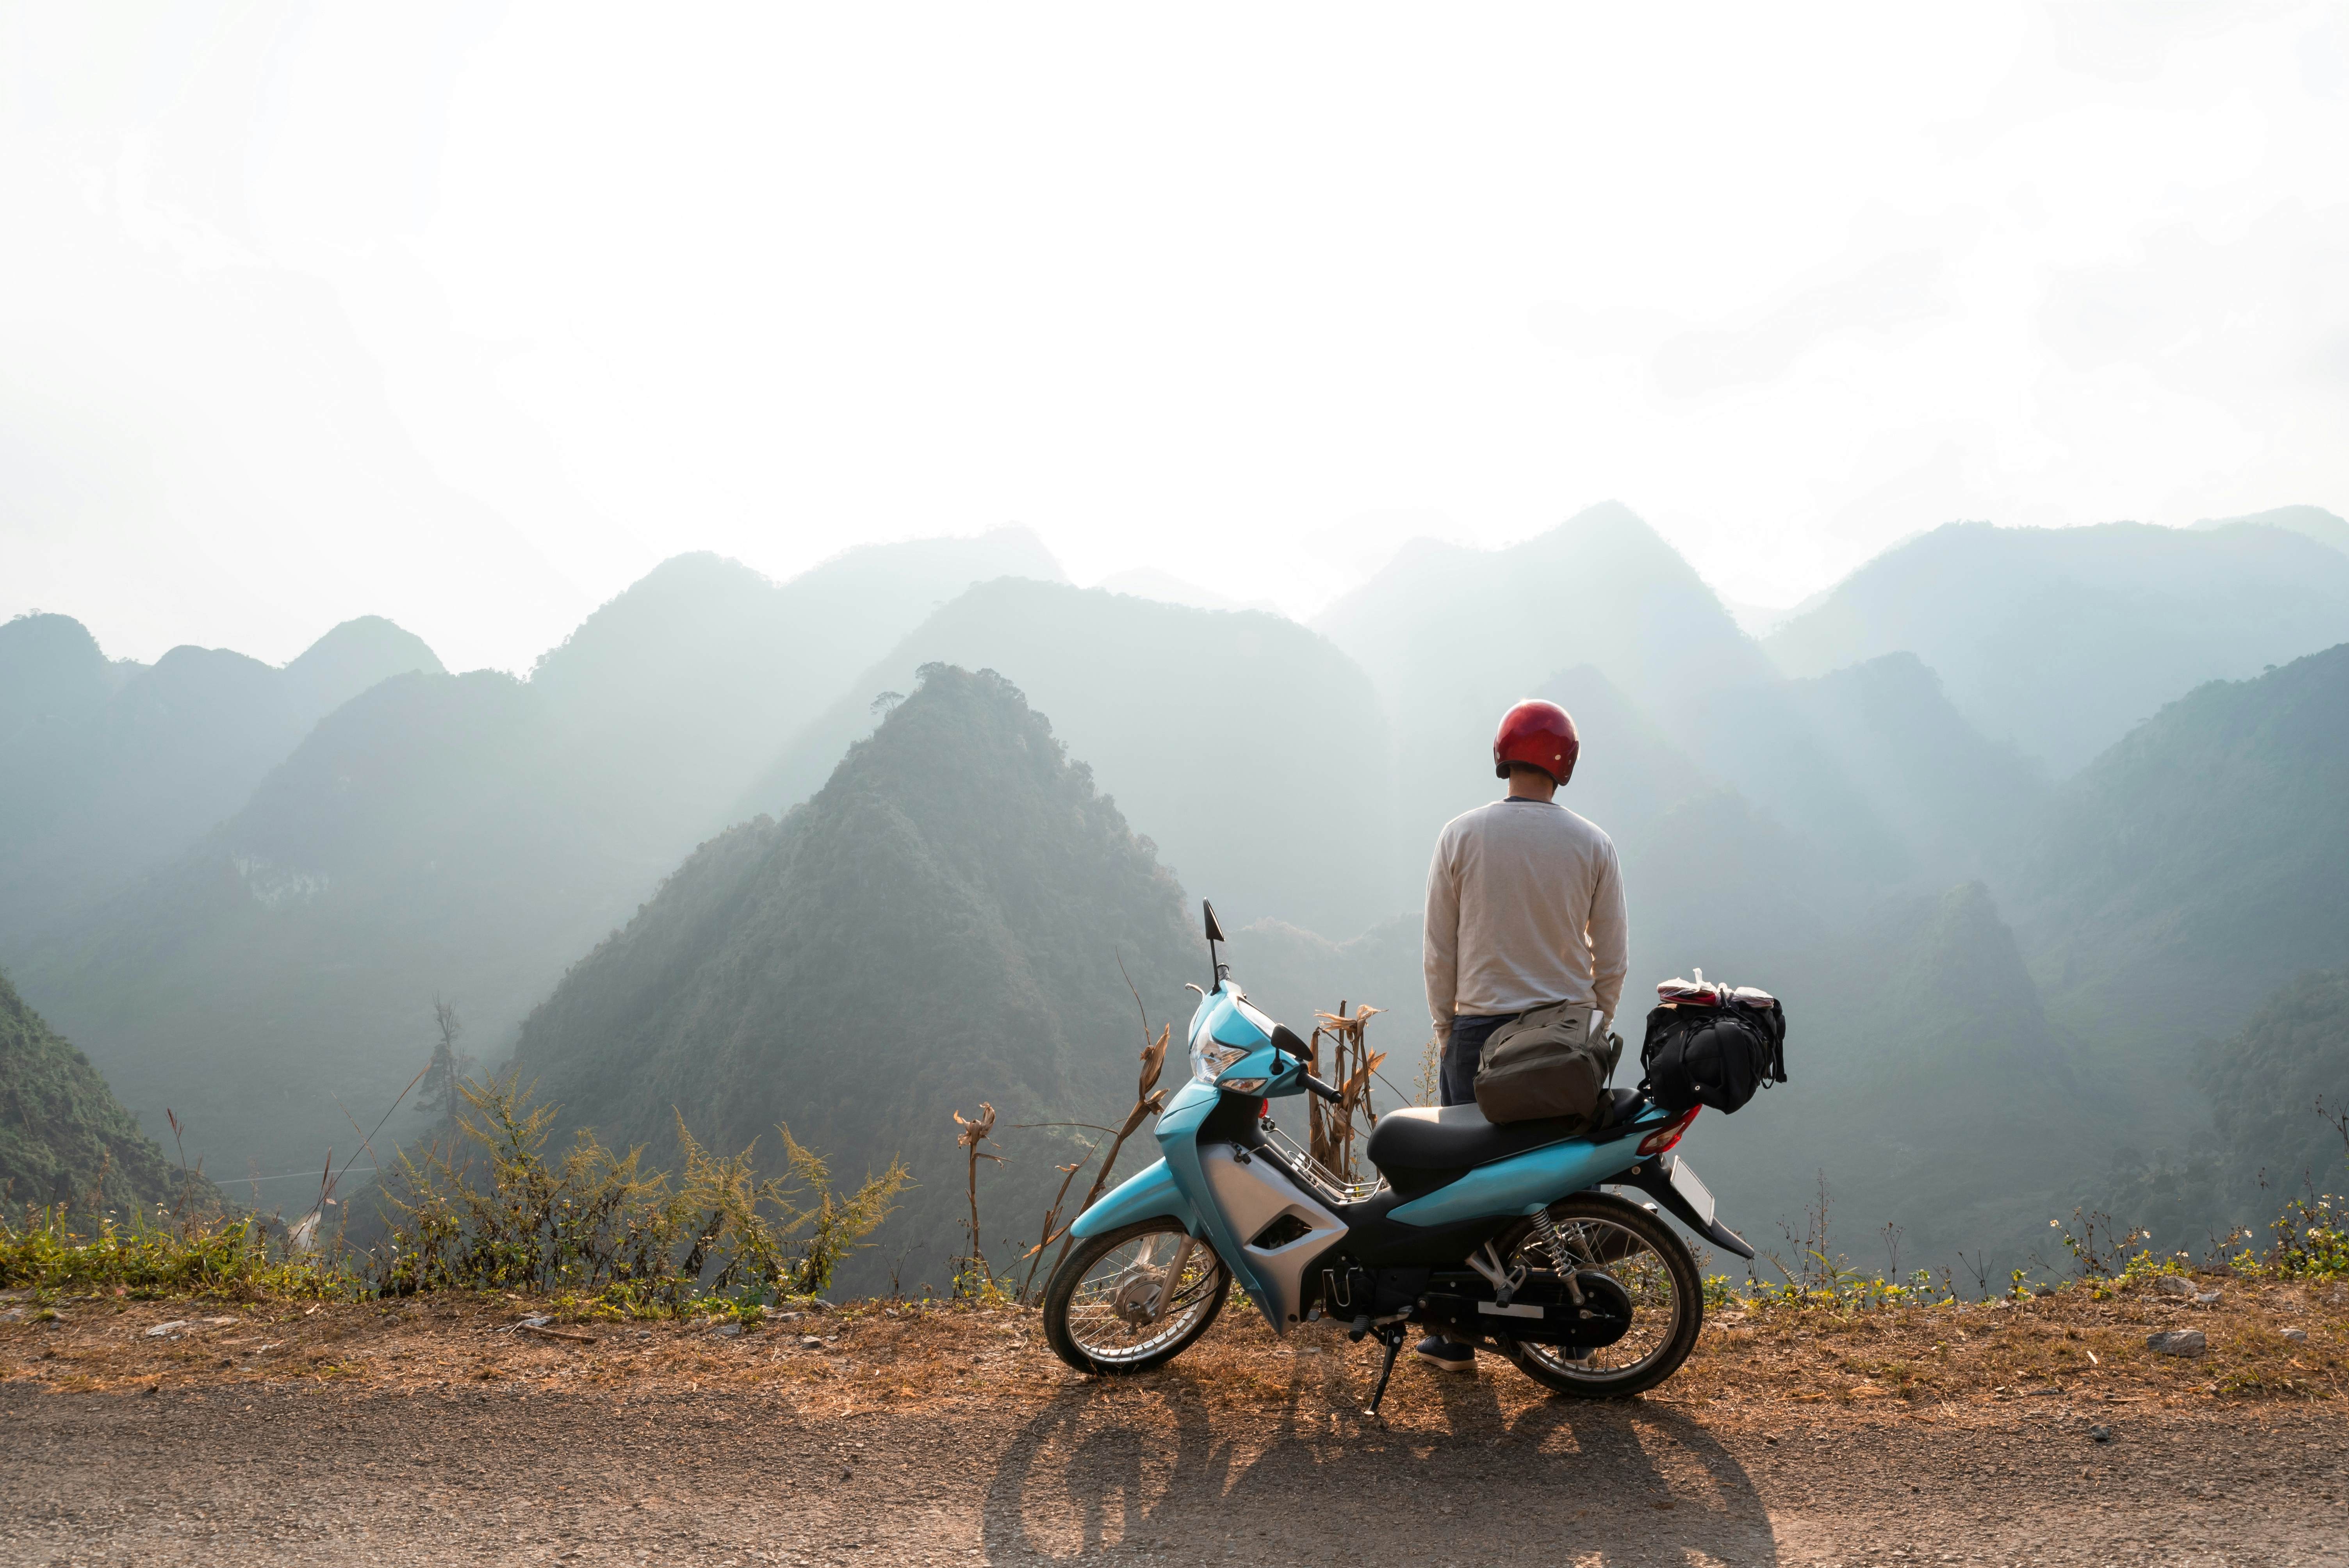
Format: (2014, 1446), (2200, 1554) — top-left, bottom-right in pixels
(1639, 984), (1787, 1115)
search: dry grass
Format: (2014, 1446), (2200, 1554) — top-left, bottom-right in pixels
(6, 1270), (2341, 1436)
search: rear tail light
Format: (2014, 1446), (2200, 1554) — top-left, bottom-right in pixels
(1637, 1107), (1699, 1156)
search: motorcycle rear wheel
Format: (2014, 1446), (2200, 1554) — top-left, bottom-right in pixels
(1043, 1218), (1231, 1376)
(1494, 1191), (1702, 1399)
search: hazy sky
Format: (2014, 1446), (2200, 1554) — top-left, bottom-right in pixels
(5, 3), (2347, 669)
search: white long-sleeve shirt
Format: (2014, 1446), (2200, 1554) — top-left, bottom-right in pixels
(1422, 797), (1629, 1033)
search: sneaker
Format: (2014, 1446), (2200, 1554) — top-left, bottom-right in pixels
(1414, 1335), (1475, 1372)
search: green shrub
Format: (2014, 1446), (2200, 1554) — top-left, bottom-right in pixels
(2, 1077), (905, 1315)
(378, 1075), (909, 1313)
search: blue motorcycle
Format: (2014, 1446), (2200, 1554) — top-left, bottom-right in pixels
(1044, 902), (1756, 1413)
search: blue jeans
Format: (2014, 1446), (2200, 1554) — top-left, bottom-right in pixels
(1439, 1014), (1515, 1107)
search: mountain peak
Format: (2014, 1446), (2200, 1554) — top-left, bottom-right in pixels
(282, 616), (444, 718)
(0, 613), (110, 733)
(505, 659), (1191, 1289)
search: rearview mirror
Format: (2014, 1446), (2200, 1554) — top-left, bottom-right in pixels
(1203, 900), (1225, 943)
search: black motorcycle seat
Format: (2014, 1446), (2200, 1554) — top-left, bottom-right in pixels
(1365, 1090), (1644, 1182)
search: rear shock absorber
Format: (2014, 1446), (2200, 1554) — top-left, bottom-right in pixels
(1529, 1206), (1585, 1307)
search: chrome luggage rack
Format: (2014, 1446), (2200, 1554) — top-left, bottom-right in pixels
(1259, 1117), (1386, 1206)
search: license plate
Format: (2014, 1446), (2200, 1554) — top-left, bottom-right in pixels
(1667, 1157), (1716, 1227)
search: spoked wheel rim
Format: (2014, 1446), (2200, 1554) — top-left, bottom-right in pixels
(1057, 1226), (1228, 1367)
(1505, 1208), (1691, 1386)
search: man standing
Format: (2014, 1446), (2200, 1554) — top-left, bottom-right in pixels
(1416, 698), (1628, 1370)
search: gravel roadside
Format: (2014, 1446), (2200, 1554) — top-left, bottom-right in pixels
(4, 1366), (2343, 1564)
(5, 1283), (2345, 1564)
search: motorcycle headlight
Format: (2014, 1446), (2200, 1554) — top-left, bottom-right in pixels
(1190, 1041), (1248, 1083)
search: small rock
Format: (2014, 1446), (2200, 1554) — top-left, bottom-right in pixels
(2087, 1424), (2113, 1443)
(713, 1322), (743, 1338)
(2151, 1276), (2196, 1298)
(145, 1320), (189, 1338)
(801, 1336), (823, 1349)
(2194, 1291), (2222, 1306)
(2282, 1327), (2309, 1343)
(2147, 1328), (2208, 1357)
(2032, 1284), (2056, 1298)
(2324, 1283), (2348, 1308)
(0, 1307), (23, 1324)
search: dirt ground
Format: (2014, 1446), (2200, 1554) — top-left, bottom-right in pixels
(3, 1276), (2345, 1565)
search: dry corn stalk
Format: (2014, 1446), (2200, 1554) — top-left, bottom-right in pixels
(1078, 1025), (1169, 1217)
(953, 1102), (1000, 1285)
(1040, 1017), (1175, 1289)
(1306, 1002), (1384, 1182)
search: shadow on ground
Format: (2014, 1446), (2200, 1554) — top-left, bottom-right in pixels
(984, 1360), (1776, 1565)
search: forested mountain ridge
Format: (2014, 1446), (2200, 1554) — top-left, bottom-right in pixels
(2009, 641), (2349, 1132)
(509, 665), (1198, 1293)
(2201, 968), (2349, 1208)
(743, 578), (1394, 936)
(2092, 965), (2349, 1253)
(0, 967), (189, 1214)
(1765, 520), (2349, 775)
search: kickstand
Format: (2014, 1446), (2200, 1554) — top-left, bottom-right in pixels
(1361, 1325), (1407, 1419)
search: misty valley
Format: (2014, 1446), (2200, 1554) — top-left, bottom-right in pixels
(6, 501), (2349, 1300)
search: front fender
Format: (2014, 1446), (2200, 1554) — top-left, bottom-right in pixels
(1069, 1158), (1199, 1239)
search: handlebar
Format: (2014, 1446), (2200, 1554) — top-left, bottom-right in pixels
(1301, 1072), (1344, 1104)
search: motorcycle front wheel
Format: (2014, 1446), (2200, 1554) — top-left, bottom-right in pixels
(1043, 1218), (1231, 1376)
(1494, 1190), (1703, 1399)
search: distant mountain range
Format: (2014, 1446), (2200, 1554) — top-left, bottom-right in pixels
(10, 531), (1064, 1183)
(8, 502), (2349, 1284)
(0, 613), (440, 947)
(1315, 501), (1776, 885)
(1768, 517), (2349, 775)
(743, 577), (1394, 934)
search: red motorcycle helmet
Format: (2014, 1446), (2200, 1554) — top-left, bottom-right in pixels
(1493, 699), (1579, 785)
